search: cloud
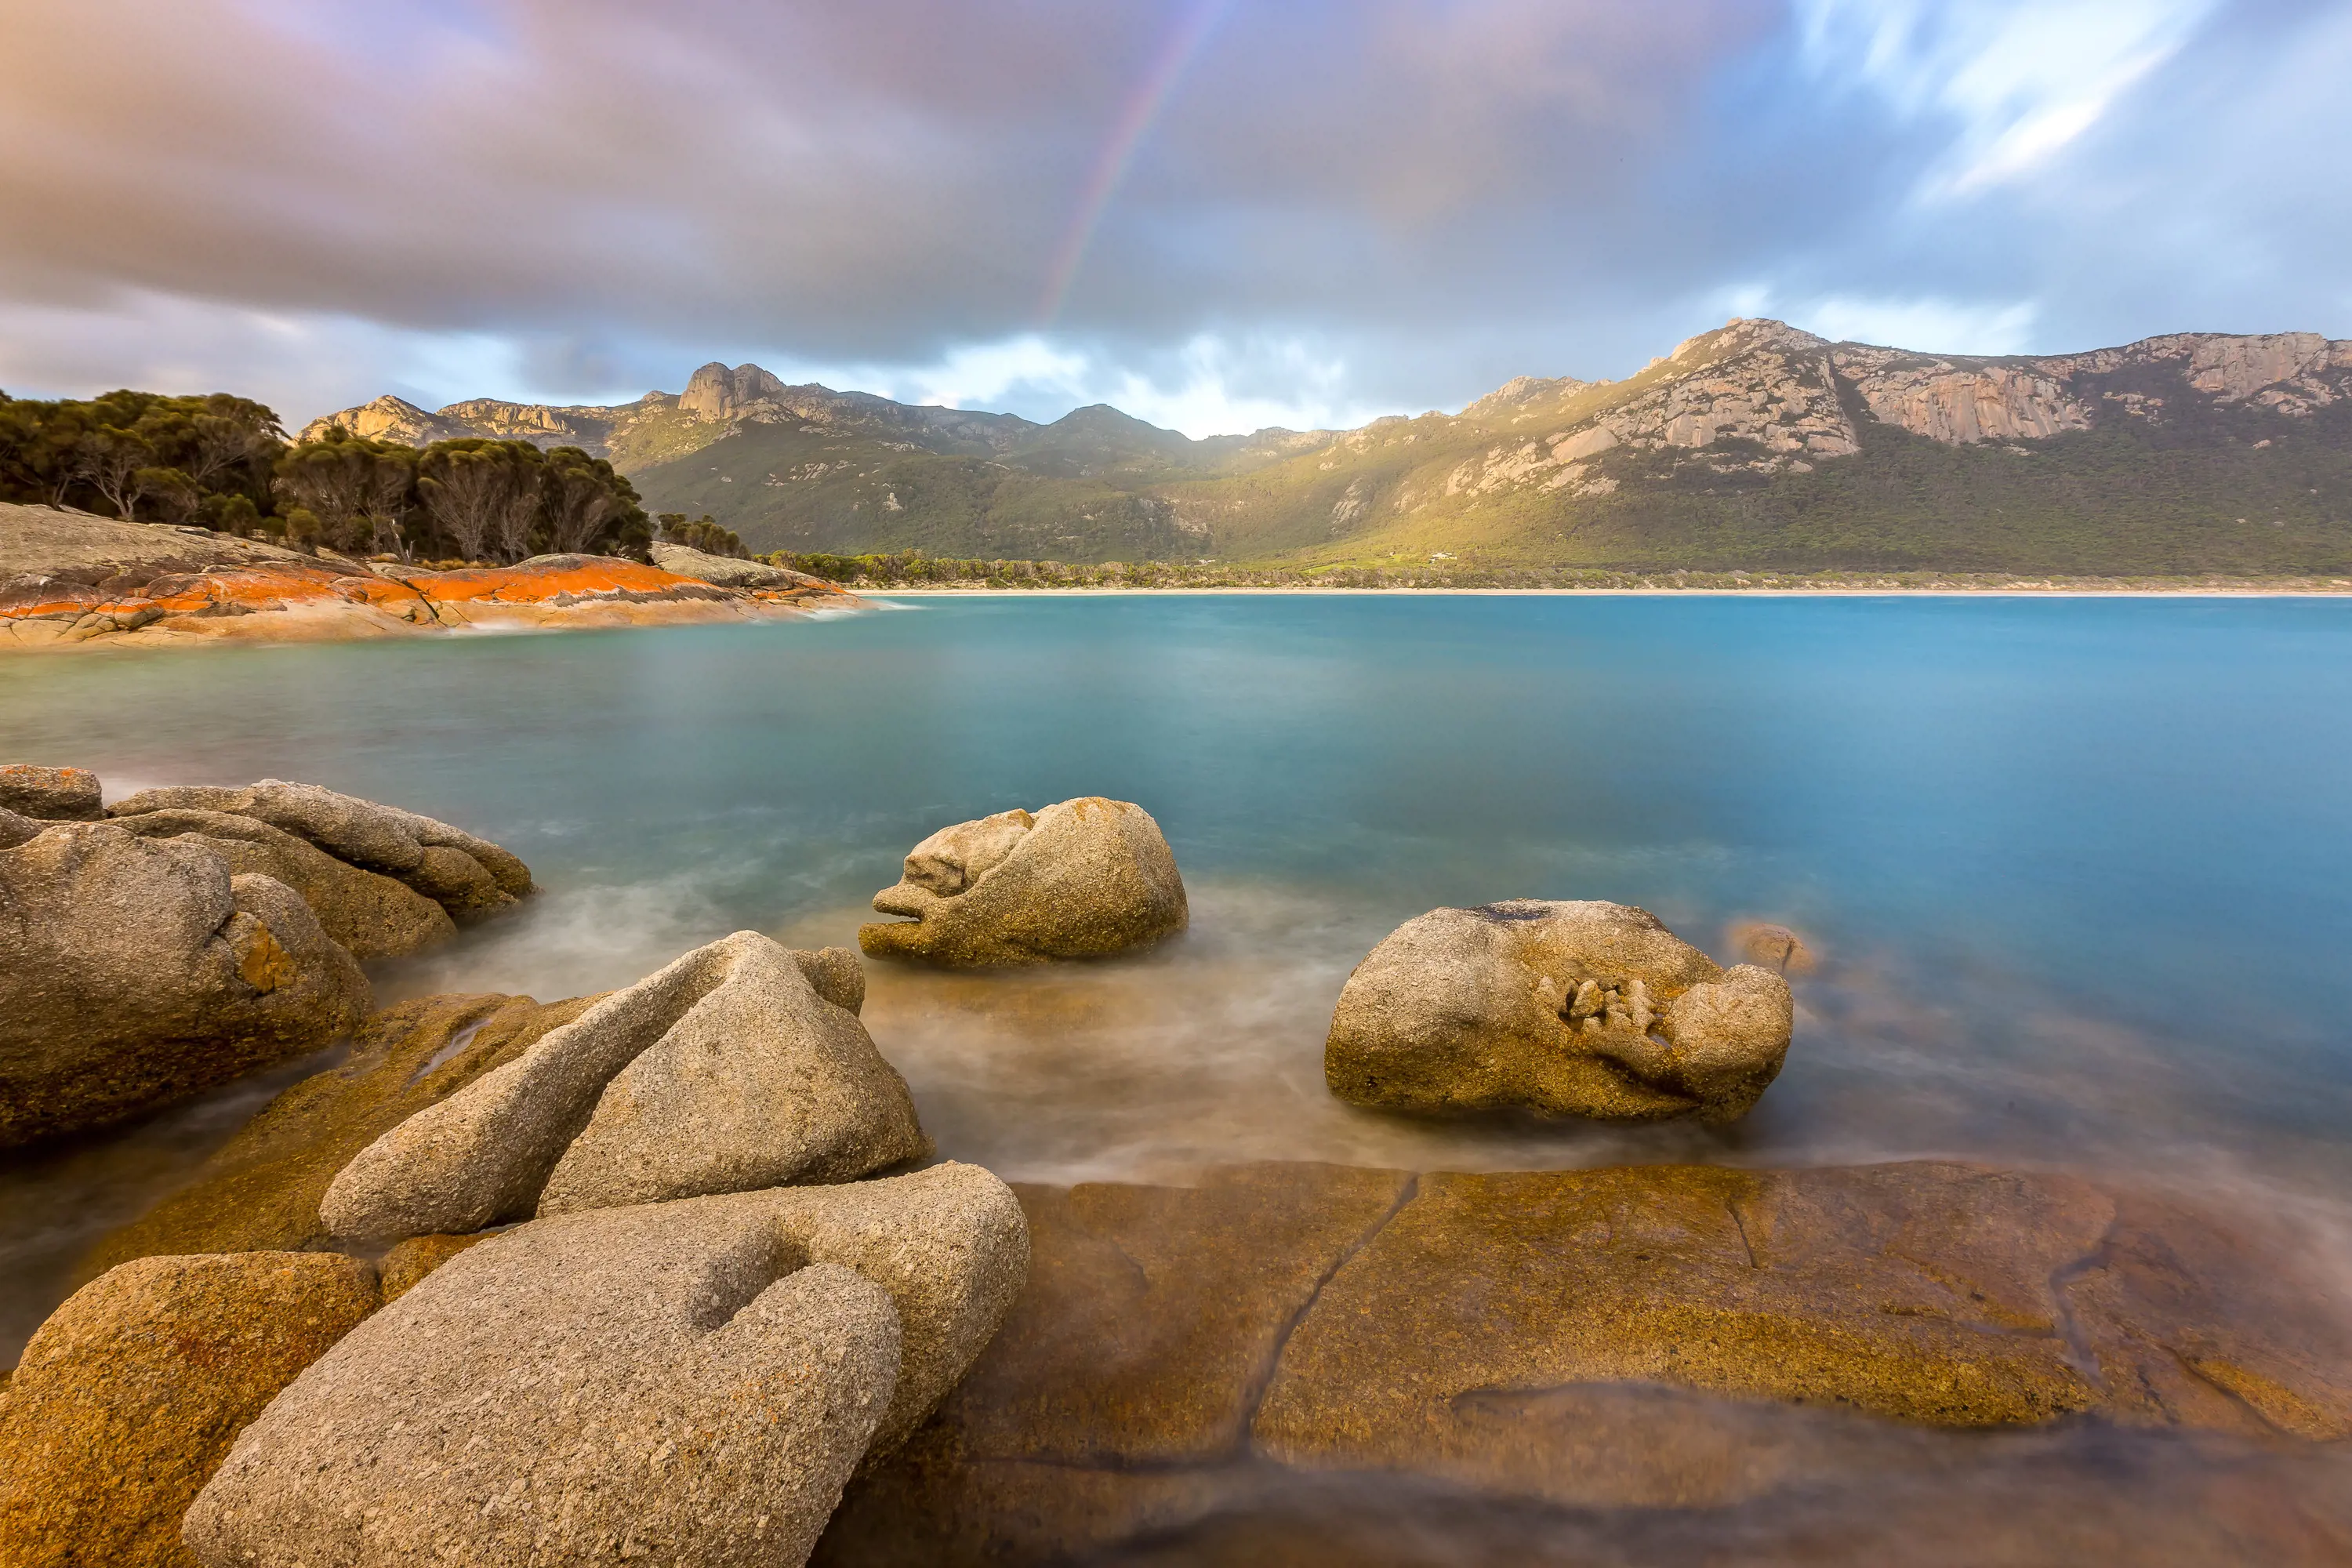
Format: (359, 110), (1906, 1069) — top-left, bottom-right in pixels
(0, 1), (2343, 434)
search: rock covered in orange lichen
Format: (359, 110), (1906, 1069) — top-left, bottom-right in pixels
(0, 510), (858, 650)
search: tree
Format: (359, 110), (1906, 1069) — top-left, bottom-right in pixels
(490, 448), (546, 564)
(657, 512), (746, 557)
(539, 446), (648, 556)
(0, 388), (289, 524)
(418, 438), (542, 563)
(135, 466), (202, 527)
(274, 429), (417, 556)
(73, 426), (157, 519)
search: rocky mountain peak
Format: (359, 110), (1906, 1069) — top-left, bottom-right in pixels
(1459, 376), (1595, 421)
(679, 362), (792, 421)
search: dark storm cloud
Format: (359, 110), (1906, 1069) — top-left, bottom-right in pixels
(0, 0), (2344, 430)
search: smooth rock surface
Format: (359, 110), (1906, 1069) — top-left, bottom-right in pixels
(0, 764), (103, 821)
(817, 1163), (1414, 1566)
(0, 826), (369, 1148)
(321, 932), (927, 1244)
(85, 992), (596, 1273)
(818, 1160), (2352, 1565)
(860, 797), (1188, 967)
(652, 540), (836, 591)
(0, 1251), (377, 1568)
(107, 807), (456, 960)
(1324, 900), (1792, 1122)
(109, 779), (532, 923)
(187, 1164), (1029, 1568)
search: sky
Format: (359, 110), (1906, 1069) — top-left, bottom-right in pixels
(1, 0), (2347, 437)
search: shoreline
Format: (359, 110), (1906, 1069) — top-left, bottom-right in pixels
(862, 584), (2352, 599)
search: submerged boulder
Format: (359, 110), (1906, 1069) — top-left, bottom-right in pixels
(185, 1164), (1029, 1568)
(822, 1160), (2352, 1563)
(321, 931), (928, 1245)
(0, 1250), (378, 1568)
(109, 778), (533, 924)
(0, 826), (369, 1148)
(859, 797), (1188, 967)
(1324, 899), (1792, 1123)
(0, 764), (103, 821)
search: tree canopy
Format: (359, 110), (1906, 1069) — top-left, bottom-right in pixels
(1, 388), (649, 564)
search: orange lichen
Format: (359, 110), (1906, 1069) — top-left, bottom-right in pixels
(2, 553), (851, 650)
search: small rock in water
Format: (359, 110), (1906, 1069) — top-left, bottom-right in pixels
(320, 931), (928, 1245)
(0, 826), (369, 1148)
(0, 1250), (377, 1568)
(859, 797), (1188, 967)
(184, 1163), (1029, 1568)
(1323, 899), (1792, 1122)
(0, 764), (104, 822)
(1731, 919), (1819, 975)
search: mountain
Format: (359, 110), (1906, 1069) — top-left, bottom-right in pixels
(305, 324), (2352, 572)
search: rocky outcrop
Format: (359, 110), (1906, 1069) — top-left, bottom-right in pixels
(0, 825), (368, 1148)
(111, 778), (533, 930)
(0, 764), (103, 820)
(292, 394), (477, 448)
(106, 808), (457, 960)
(651, 539), (836, 591)
(1, 509), (858, 651)
(321, 932), (927, 1245)
(1324, 900), (1792, 1122)
(83, 992), (597, 1273)
(818, 1160), (2352, 1564)
(0, 1250), (378, 1568)
(1834, 347), (2092, 443)
(859, 798), (1189, 967)
(186, 1164), (1029, 1568)
(681, 360), (797, 420)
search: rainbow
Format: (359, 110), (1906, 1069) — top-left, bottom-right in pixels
(1035, 0), (1238, 325)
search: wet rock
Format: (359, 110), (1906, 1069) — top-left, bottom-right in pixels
(0, 826), (369, 1148)
(818, 1163), (1411, 1566)
(321, 932), (927, 1245)
(1253, 1162), (2109, 1504)
(1324, 900), (1791, 1122)
(859, 797), (1188, 967)
(0, 1250), (377, 1568)
(822, 1160), (2352, 1563)
(0, 764), (103, 821)
(107, 808), (456, 960)
(186, 1164), (1028, 1568)
(85, 992), (595, 1272)
(109, 779), (532, 922)
(1731, 919), (1819, 975)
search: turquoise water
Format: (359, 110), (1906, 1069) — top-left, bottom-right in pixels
(6, 593), (2352, 1554)
(9, 594), (2350, 1181)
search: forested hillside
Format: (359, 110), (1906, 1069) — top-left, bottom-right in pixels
(36, 321), (2352, 575)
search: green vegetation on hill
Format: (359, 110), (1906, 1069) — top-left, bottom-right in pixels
(0, 391), (648, 563)
(19, 322), (2352, 578)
